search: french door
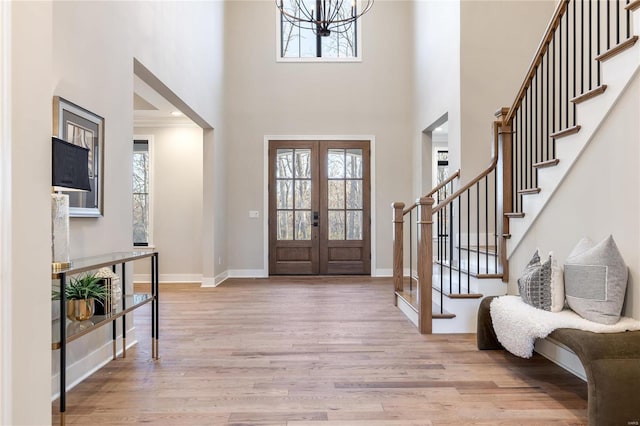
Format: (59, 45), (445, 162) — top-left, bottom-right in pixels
(269, 140), (371, 275)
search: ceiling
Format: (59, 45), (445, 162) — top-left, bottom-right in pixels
(133, 75), (196, 127)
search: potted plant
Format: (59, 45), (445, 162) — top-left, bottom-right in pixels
(52, 273), (109, 321)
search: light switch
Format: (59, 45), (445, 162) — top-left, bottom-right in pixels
(249, 210), (260, 219)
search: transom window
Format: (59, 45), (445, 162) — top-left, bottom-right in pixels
(278, 1), (359, 60)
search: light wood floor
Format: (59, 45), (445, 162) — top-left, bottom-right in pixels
(52, 277), (588, 425)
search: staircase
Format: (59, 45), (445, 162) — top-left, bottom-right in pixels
(393, 0), (640, 334)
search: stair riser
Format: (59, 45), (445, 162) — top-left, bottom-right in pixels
(431, 293), (481, 333)
(436, 247), (500, 275)
(508, 30), (640, 257)
(433, 272), (506, 295)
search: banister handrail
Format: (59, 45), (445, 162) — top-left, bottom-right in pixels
(402, 203), (418, 216)
(402, 169), (461, 216)
(426, 169), (461, 198)
(505, 0), (569, 124)
(433, 120), (500, 215)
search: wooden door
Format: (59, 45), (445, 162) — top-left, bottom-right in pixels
(269, 140), (370, 275)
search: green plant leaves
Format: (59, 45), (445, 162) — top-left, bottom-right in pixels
(51, 273), (109, 306)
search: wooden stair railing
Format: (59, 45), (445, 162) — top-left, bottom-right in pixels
(393, 111), (510, 334)
(505, 0), (636, 217)
(391, 169), (460, 305)
(393, 0), (637, 334)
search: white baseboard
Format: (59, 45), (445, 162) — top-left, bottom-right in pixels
(228, 269), (268, 278)
(534, 337), (587, 381)
(134, 273), (202, 284)
(51, 326), (138, 400)
(375, 268), (392, 277)
(396, 295), (419, 327)
(200, 271), (229, 288)
(201, 276), (216, 288)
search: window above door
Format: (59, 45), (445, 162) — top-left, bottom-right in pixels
(276, 1), (362, 62)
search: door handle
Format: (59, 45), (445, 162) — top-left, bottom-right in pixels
(313, 211), (319, 227)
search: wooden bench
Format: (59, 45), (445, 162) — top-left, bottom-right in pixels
(477, 296), (640, 426)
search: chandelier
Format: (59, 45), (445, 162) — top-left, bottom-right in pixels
(276, 0), (374, 37)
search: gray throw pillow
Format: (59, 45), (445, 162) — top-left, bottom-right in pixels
(518, 249), (565, 312)
(564, 235), (628, 325)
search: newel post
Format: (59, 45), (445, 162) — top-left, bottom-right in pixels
(417, 196), (434, 334)
(496, 107), (512, 282)
(392, 202), (405, 305)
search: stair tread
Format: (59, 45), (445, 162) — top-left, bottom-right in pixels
(596, 36), (639, 62)
(505, 212), (525, 218)
(518, 187), (541, 195)
(571, 84), (607, 104)
(550, 125), (581, 139)
(627, 0), (640, 12)
(533, 159), (560, 168)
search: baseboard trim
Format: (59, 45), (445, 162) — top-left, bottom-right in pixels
(396, 294), (419, 328)
(134, 273), (202, 284)
(228, 269), (269, 278)
(201, 272), (229, 288)
(51, 326), (138, 400)
(375, 268), (392, 277)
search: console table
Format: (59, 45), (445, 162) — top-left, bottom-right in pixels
(52, 251), (159, 426)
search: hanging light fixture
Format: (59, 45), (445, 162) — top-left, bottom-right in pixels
(276, 0), (374, 37)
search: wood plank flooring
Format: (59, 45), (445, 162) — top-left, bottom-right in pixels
(52, 277), (588, 425)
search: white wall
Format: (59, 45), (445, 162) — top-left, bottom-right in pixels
(0, 1), (10, 422)
(7, 2), (53, 424)
(412, 0), (461, 189)
(133, 126), (204, 283)
(223, 1), (414, 275)
(413, 0), (556, 192)
(6, 1), (225, 423)
(509, 73), (640, 320)
(459, 0), (556, 179)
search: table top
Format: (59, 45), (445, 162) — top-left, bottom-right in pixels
(52, 251), (157, 278)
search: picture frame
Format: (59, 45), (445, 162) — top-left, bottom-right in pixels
(53, 96), (104, 217)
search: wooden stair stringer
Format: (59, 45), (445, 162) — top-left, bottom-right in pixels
(507, 28), (640, 259)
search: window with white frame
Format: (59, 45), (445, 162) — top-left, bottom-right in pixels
(133, 139), (152, 247)
(278, 1), (360, 60)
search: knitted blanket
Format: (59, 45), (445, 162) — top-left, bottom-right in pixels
(489, 295), (640, 358)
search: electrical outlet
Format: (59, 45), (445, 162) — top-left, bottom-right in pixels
(249, 210), (260, 219)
